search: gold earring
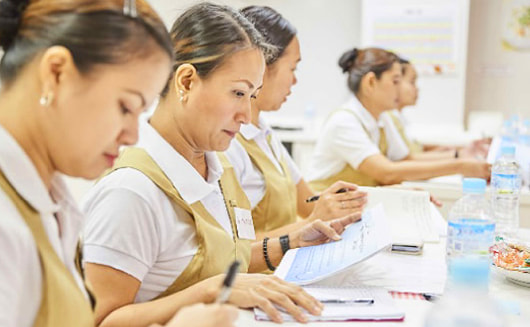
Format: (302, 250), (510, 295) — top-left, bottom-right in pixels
(39, 92), (54, 107)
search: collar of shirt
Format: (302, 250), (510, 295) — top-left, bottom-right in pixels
(137, 120), (223, 205)
(239, 116), (282, 157)
(343, 96), (385, 139)
(0, 124), (61, 216)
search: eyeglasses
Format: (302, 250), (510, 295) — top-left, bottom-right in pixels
(123, 0), (137, 18)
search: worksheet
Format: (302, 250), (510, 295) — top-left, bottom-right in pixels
(275, 205), (391, 285)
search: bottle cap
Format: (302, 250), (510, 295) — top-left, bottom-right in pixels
(462, 178), (486, 194)
(500, 145), (516, 156)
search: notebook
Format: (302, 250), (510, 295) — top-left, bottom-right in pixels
(254, 285), (405, 322)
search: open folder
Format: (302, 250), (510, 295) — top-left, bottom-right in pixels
(274, 205), (391, 285)
(254, 286), (405, 322)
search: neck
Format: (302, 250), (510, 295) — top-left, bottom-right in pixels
(150, 96), (208, 179)
(356, 93), (385, 120)
(0, 86), (54, 190)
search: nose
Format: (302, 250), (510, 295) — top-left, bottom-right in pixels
(236, 98), (252, 124)
(119, 115), (140, 146)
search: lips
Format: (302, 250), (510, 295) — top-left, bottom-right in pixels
(104, 153), (118, 167)
(223, 130), (237, 138)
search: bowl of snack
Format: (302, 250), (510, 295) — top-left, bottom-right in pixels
(490, 237), (530, 287)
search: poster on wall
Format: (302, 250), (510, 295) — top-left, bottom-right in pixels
(361, 0), (465, 76)
(502, 0), (530, 51)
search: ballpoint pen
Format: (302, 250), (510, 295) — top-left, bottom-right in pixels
(320, 298), (374, 305)
(305, 187), (349, 203)
(215, 260), (240, 303)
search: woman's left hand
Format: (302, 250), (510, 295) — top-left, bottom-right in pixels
(289, 213), (362, 248)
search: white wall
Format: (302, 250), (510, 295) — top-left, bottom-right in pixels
(149, 0), (362, 121)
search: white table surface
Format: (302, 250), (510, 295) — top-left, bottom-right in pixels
(236, 230), (530, 327)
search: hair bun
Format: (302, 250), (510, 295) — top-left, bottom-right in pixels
(0, 0), (30, 50)
(338, 48), (359, 73)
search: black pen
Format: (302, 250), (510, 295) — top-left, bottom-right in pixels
(320, 298), (374, 305)
(215, 260), (240, 303)
(305, 187), (349, 203)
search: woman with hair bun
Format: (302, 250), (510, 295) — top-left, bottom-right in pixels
(308, 47), (490, 190)
(0, 0), (176, 326)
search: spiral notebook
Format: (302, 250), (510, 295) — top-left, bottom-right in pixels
(254, 286), (405, 322)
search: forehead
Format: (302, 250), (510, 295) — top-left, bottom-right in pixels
(205, 48), (265, 83)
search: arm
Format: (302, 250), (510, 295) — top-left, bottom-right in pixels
(150, 303), (239, 327)
(358, 154), (491, 185)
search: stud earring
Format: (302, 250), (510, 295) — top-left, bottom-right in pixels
(179, 90), (184, 102)
(39, 92), (54, 107)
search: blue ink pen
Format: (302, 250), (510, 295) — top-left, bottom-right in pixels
(306, 188), (349, 203)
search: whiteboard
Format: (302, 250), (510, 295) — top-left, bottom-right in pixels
(361, 0), (470, 131)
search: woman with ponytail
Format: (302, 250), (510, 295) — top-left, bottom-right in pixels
(307, 47), (490, 189)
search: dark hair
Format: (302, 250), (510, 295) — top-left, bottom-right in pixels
(240, 5), (296, 65)
(338, 47), (399, 94)
(162, 2), (275, 96)
(0, 0), (173, 87)
(398, 57), (411, 75)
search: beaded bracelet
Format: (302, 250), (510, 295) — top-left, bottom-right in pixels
(262, 237), (276, 271)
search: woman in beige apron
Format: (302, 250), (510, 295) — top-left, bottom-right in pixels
(381, 59), (491, 161)
(83, 3), (357, 326)
(223, 6), (367, 240)
(0, 0), (188, 326)
(308, 48), (491, 190)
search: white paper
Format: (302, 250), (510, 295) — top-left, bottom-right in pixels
(361, 187), (440, 243)
(254, 286), (404, 322)
(274, 205), (391, 285)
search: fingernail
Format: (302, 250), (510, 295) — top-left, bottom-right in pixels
(332, 234), (341, 241)
(313, 306), (322, 314)
(275, 314), (283, 323)
(299, 314), (308, 323)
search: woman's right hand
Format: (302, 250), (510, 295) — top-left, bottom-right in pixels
(218, 274), (323, 324)
(150, 303), (238, 327)
(461, 160), (491, 179)
(309, 181), (367, 222)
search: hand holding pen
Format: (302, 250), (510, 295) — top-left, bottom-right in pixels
(216, 261), (240, 303)
(305, 181), (367, 222)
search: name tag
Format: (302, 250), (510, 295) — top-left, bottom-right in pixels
(234, 207), (256, 240)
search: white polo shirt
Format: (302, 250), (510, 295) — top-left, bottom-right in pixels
(308, 97), (386, 181)
(0, 124), (87, 327)
(82, 120), (233, 303)
(380, 109), (410, 161)
(225, 117), (302, 208)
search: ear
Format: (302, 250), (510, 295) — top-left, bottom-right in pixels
(360, 71), (377, 94)
(38, 46), (77, 106)
(173, 63), (198, 102)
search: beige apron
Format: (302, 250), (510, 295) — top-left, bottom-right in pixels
(235, 133), (297, 235)
(388, 111), (423, 154)
(0, 171), (94, 327)
(109, 147), (252, 298)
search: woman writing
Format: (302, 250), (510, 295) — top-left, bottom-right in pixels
(82, 3), (356, 326)
(225, 6), (366, 239)
(308, 47), (490, 190)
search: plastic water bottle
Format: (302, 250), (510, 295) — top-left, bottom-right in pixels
(518, 119), (530, 146)
(423, 258), (506, 327)
(491, 145), (520, 237)
(518, 119), (530, 188)
(446, 178), (495, 270)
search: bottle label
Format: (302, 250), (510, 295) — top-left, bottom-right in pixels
(447, 219), (495, 257)
(491, 173), (520, 194)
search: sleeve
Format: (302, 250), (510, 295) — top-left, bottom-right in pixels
(327, 112), (381, 169)
(82, 173), (161, 282)
(0, 206), (40, 327)
(381, 113), (410, 161)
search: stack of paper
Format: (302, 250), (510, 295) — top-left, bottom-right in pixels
(254, 286), (404, 322)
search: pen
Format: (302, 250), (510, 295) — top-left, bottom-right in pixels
(422, 293), (440, 302)
(215, 260), (240, 303)
(320, 298), (374, 305)
(306, 187), (349, 203)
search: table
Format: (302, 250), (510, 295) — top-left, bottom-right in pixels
(236, 230), (530, 326)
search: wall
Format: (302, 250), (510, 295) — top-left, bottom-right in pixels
(465, 0), (530, 122)
(149, 0), (362, 121)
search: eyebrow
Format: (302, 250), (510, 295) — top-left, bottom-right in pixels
(232, 79), (256, 89)
(124, 88), (146, 107)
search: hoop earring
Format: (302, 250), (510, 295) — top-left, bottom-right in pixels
(39, 92), (54, 107)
